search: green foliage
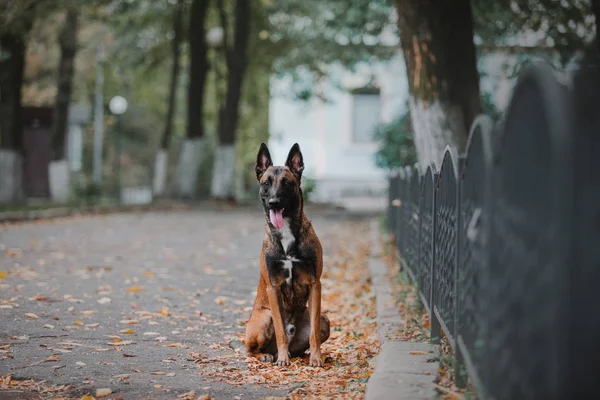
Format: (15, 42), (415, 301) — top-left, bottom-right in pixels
(301, 176), (317, 203)
(264, 0), (397, 100)
(472, 0), (595, 65)
(481, 91), (503, 123)
(373, 109), (417, 171)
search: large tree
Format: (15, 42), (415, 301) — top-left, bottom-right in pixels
(153, 0), (185, 196)
(175, 0), (211, 198)
(210, 0), (251, 200)
(0, 2), (38, 203)
(395, 0), (481, 168)
(48, 10), (79, 202)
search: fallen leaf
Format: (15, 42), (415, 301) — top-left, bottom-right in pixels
(143, 271), (155, 277)
(409, 351), (427, 355)
(81, 395), (95, 400)
(24, 313), (39, 319)
(45, 355), (61, 362)
(122, 353), (136, 357)
(127, 284), (143, 293)
(120, 329), (135, 334)
(86, 323), (100, 328)
(73, 321), (84, 326)
(143, 332), (160, 336)
(0, 271), (7, 279)
(151, 371), (165, 375)
(43, 324), (55, 329)
(214, 297), (225, 305)
(97, 297), (111, 304)
(95, 388), (112, 398)
(108, 340), (135, 346)
(197, 395), (211, 400)
(119, 319), (139, 325)
(166, 372), (176, 377)
(76, 361), (86, 366)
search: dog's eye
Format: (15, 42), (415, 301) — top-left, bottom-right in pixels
(261, 179), (271, 187)
(281, 179), (288, 187)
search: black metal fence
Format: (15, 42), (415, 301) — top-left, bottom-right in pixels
(387, 61), (600, 399)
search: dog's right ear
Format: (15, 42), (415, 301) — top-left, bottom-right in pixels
(255, 143), (273, 180)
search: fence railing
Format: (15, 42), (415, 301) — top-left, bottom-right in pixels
(387, 61), (600, 399)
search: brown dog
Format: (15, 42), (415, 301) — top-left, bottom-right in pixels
(245, 143), (330, 367)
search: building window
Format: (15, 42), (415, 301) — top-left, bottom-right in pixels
(351, 88), (381, 144)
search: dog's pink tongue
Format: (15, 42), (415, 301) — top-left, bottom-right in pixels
(269, 209), (284, 229)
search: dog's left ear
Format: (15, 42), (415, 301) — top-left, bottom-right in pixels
(255, 143), (273, 180)
(285, 143), (304, 181)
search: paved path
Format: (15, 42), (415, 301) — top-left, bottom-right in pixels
(0, 209), (356, 399)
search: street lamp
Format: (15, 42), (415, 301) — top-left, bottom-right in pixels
(206, 26), (224, 48)
(109, 96), (128, 201)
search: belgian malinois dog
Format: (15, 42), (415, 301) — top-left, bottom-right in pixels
(245, 143), (330, 367)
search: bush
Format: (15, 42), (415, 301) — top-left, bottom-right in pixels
(372, 110), (417, 171)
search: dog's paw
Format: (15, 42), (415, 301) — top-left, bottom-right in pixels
(275, 353), (290, 366)
(259, 354), (274, 363)
(309, 351), (323, 367)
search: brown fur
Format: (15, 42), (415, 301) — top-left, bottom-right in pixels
(245, 143), (330, 367)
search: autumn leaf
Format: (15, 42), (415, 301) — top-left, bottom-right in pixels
(120, 329), (135, 334)
(127, 284), (143, 293)
(24, 313), (39, 319)
(0, 271), (7, 279)
(73, 321), (84, 326)
(119, 319), (139, 324)
(45, 355), (61, 362)
(95, 388), (112, 398)
(80, 395), (95, 400)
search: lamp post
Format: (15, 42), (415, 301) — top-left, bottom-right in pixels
(109, 95), (128, 201)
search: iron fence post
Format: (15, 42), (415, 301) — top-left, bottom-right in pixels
(455, 154), (467, 388)
(430, 171), (441, 344)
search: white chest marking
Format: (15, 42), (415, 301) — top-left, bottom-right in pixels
(279, 219), (295, 254)
(278, 219), (297, 285)
(282, 255), (300, 285)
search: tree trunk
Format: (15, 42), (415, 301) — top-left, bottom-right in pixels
(0, 33), (26, 152)
(211, 0), (251, 199)
(0, 32), (27, 203)
(176, 0), (210, 198)
(186, 0), (210, 140)
(162, 0), (184, 150)
(155, 0), (184, 196)
(395, 0), (481, 169)
(52, 10), (78, 161)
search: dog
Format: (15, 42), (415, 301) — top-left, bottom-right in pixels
(245, 143), (330, 367)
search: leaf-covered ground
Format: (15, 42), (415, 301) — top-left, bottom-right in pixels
(0, 211), (379, 399)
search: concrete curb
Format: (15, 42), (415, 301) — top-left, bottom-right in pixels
(365, 220), (437, 400)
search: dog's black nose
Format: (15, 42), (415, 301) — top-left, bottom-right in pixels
(268, 199), (282, 209)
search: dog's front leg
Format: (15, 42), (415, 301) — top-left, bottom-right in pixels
(266, 285), (290, 366)
(308, 280), (323, 367)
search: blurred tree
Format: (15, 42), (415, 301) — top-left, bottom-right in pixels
(472, 0), (597, 65)
(394, 0), (481, 169)
(175, 0), (211, 198)
(154, 0), (185, 196)
(52, 10), (79, 161)
(264, 0), (397, 100)
(211, 0), (251, 200)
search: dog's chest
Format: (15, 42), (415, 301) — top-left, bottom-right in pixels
(278, 220), (297, 285)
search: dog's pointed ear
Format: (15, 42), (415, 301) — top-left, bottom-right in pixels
(285, 143), (304, 181)
(255, 143), (273, 180)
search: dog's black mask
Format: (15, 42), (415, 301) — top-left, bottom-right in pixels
(255, 143), (304, 229)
